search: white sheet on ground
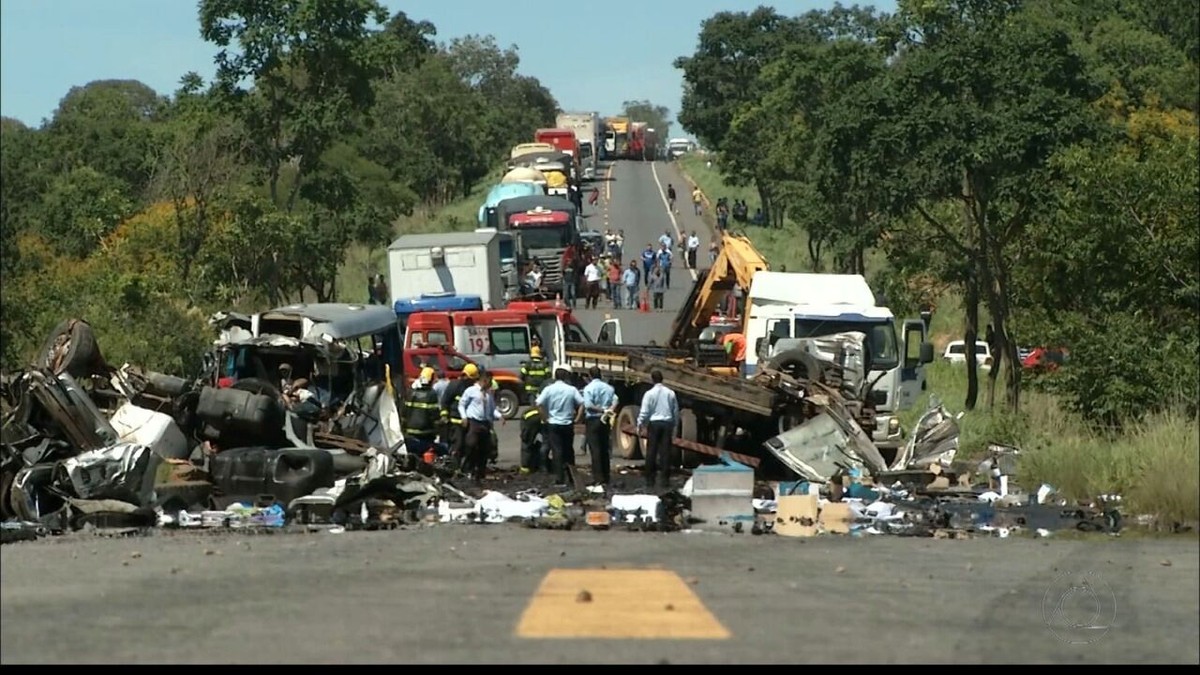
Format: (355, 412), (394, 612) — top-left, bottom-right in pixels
(611, 494), (661, 522)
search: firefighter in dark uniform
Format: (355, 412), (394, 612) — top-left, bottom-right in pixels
(440, 363), (479, 467)
(519, 345), (551, 405)
(403, 367), (441, 459)
(519, 407), (545, 474)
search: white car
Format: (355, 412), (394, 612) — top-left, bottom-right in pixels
(943, 340), (992, 370)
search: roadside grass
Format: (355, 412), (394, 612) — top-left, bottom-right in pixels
(678, 153), (1199, 527)
(336, 175), (497, 304)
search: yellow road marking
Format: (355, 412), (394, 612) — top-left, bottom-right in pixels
(515, 569), (730, 640)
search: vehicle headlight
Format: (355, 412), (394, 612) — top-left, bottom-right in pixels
(888, 417), (900, 433)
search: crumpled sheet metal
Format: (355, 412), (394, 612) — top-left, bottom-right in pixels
(763, 390), (888, 483)
(57, 442), (158, 505)
(891, 397), (961, 471)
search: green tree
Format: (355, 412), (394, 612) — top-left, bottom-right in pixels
(443, 35), (558, 180)
(152, 74), (250, 284)
(1020, 126), (1199, 423)
(675, 7), (805, 152)
(883, 0), (1103, 411)
(38, 166), (136, 259)
(199, 0), (390, 210)
(621, 100), (671, 141)
(44, 80), (166, 198)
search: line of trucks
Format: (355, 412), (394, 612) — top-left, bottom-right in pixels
(386, 182), (934, 477)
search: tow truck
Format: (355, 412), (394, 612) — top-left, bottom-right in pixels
(563, 232), (887, 475)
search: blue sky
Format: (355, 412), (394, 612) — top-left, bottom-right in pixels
(1, 0), (896, 137)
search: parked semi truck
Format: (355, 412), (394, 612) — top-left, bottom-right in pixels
(555, 111), (600, 179)
(629, 122), (660, 161)
(492, 194), (580, 296)
(603, 117), (629, 160)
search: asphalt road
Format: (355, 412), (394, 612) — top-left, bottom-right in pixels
(493, 159), (712, 468)
(2, 527), (1196, 663)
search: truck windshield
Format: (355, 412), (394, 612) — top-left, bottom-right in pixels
(517, 226), (569, 249)
(793, 319), (899, 371)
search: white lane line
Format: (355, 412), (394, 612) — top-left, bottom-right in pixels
(650, 162), (699, 282)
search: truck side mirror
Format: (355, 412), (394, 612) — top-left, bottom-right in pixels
(920, 342), (934, 364)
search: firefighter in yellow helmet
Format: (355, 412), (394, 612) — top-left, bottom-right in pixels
(439, 362), (478, 467)
(403, 367), (441, 460)
(519, 345), (550, 405)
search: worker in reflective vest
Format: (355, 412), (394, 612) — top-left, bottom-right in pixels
(403, 367), (441, 458)
(519, 345), (550, 403)
(519, 406), (545, 474)
(440, 363), (479, 465)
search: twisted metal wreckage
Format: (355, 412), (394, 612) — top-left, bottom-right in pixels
(1, 319), (1121, 545)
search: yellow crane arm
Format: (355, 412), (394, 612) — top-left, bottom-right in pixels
(668, 231), (769, 349)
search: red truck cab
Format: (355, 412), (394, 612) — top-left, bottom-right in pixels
(535, 128), (581, 168)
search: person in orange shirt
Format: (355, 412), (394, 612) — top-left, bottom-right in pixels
(721, 332), (747, 369)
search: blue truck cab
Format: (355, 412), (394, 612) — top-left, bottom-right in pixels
(394, 293), (484, 338)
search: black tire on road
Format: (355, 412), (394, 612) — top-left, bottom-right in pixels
(615, 404), (643, 460)
(495, 387), (520, 420)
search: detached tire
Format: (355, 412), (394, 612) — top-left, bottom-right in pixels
(768, 349), (826, 383)
(35, 319), (105, 378)
(615, 404), (643, 460)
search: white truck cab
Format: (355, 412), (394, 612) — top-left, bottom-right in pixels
(743, 272), (933, 451)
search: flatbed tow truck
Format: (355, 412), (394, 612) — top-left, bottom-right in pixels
(564, 233), (881, 476)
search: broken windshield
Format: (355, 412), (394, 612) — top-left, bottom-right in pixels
(794, 319), (898, 371)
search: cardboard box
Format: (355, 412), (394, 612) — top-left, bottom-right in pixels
(819, 502), (853, 534)
(775, 494), (819, 537)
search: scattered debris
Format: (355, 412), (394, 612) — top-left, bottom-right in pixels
(576, 590), (593, 603)
(1, 319), (1131, 544)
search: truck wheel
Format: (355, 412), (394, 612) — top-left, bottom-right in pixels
(615, 405), (643, 459)
(495, 387), (520, 420)
(777, 404), (807, 436)
(677, 409), (701, 469)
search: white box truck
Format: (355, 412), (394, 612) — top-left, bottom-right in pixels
(555, 111), (599, 179)
(742, 272), (933, 454)
(387, 231), (506, 311)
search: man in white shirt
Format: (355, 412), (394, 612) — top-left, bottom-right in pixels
(658, 230), (674, 251)
(536, 367), (585, 487)
(458, 370), (505, 484)
(686, 231), (700, 269)
(583, 260), (602, 309)
(636, 369), (680, 491)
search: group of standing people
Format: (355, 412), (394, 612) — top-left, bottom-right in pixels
(520, 365), (617, 489)
(520, 365), (681, 492)
(402, 362), (503, 486)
